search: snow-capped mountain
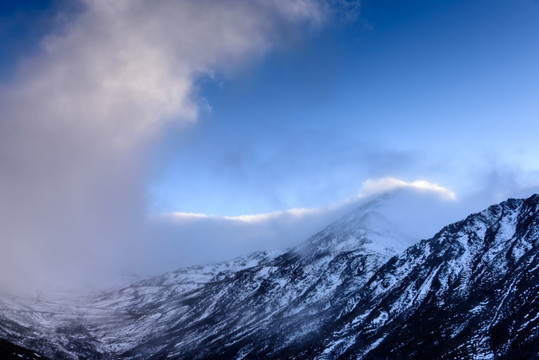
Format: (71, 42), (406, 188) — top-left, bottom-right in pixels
(1, 195), (538, 359)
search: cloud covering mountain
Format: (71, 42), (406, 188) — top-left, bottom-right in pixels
(0, 0), (343, 291)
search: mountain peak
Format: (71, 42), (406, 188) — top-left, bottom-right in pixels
(296, 195), (416, 259)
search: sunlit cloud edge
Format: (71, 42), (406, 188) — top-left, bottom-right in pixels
(160, 177), (457, 223)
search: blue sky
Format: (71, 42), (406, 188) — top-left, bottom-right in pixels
(148, 0), (539, 216)
(1, 0), (538, 289)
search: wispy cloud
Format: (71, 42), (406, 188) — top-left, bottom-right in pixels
(149, 178), (468, 274)
(358, 177), (456, 201)
(165, 177), (456, 223)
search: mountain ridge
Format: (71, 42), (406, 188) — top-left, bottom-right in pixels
(1, 194), (538, 359)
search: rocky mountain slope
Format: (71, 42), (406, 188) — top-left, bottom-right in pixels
(1, 195), (538, 359)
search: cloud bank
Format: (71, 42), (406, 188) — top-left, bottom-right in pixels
(154, 176), (539, 275)
(154, 178), (460, 271)
(0, 0), (334, 292)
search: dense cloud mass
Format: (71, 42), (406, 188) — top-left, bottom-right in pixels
(0, 0), (334, 292)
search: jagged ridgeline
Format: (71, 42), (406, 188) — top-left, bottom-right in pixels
(1, 195), (538, 359)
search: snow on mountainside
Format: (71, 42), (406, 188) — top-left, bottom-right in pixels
(1, 194), (538, 359)
(298, 194), (415, 257)
(307, 195), (539, 359)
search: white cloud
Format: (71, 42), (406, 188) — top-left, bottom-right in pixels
(138, 175), (538, 277)
(165, 177), (456, 225)
(4, 0), (328, 150)
(358, 177), (456, 201)
(149, 178), (466, 274)
(167, 207), (323, 223)
(0, 0), (330, 292)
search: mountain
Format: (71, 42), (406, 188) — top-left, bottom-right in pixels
(0, 194), (538, 359)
